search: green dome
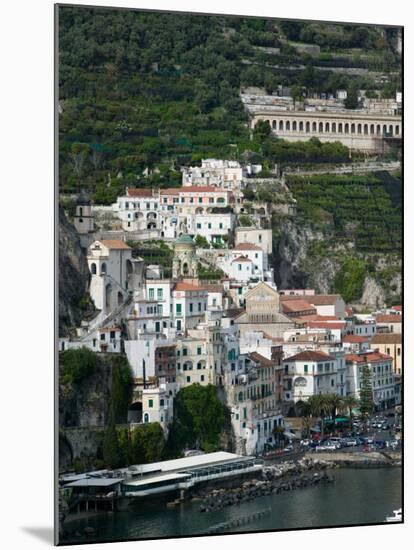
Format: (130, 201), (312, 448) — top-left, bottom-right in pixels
(175, 234), (195, 246)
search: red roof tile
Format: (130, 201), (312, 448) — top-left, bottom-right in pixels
(375, 314), (402, 323)
(342, 335), (369, 343)
(232, 243), (263, 251)
(126, 188), (154, 197)
(284, 350), (334, 362)
(99, 239), (131, 250)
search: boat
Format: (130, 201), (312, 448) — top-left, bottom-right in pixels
(385, 508), (402, 522)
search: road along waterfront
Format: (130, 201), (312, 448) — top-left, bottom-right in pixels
(62, 466), (402, 543)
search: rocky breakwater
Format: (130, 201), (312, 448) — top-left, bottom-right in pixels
(198, 458), (336, 513)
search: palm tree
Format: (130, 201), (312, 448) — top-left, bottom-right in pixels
(297, 400), (312, 439)
(342, 395), (359, 431)
(327, 394), (345, 432)
(308, 394), (331, 441)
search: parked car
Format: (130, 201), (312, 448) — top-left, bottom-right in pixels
(345, 438), (358, 447)
(327, 437), (342, 449)
(315, 444), (335, 452)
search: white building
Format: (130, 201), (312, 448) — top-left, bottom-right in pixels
(345, 350), (395, 409)
(182, 159), (243, 190)
(87, 240), (137, 312)
(235, 227), (273, 255)
(282, 350), (340, 403)
(142, 384), (174, 434)
(115, 188), (160, 232)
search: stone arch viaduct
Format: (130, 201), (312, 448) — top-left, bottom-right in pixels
(250, 111), (402, 152)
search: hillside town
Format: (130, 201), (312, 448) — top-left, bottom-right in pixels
(59, 155), (402, 458)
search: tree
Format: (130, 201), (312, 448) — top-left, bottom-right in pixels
(359, 364), (374, 421)
(60, 347), (97, 385)
(308, 394), (331, 440)
(130, 423), (165, 463)
(334, 257), (366, 304)
(103, 408), (122, 469)
(195, 234), (210, 248)
(70, 142), (90, 185)
(344, 83), (359, 109)
(166, 384), (227, 454)
(342, 395), (359, 430)
(110, 357), (134, 424)
(253, 119), (271, 142)
(326, 394), (345, 428)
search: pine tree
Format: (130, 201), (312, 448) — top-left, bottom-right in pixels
(103, 407), (121, 469)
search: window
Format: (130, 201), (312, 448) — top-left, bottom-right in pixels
(149, 288), (154, 300)
(238, 264), (242, 271)
(148, 399), (153, 408)
(197, 346), (202, 355)
(197, 223), (201, 229)
(100, 333), (105, 341)
(160, 399), (164, 407)
(304, 365), (308, 374)
(177, 320), (181, 330)
(176, 303), (182, 315)
(186, 376), (191, 383)
(183, 348), (188, 356)
(90, 263), (97, 275)
(92, 339), (96, 347)
(157, 288), (163, 300)
(143, 413), (149, 423)
(219, 223), (223, 229)
(198, 302), (202, 312)
(189, 303), (193, 313)
(201, 375), (205, 382)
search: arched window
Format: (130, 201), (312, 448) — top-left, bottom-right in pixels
(344, 123), (349, 134)
(312, 122), (317, 132)
(383, 124), (387, 134)
(286, 120), (290, 131)
(105, 283), (112, 309)
(101, 262), (107, 275)
(370, 124), (375, 135)
(79, 207), (83, 217)
(272, 120), (276, 129)
(117, 291), (123, 306)
(238, 391), (244, 402)
(388, 125), (393, 135)
(325, 122), (330, 132)
(299, 121), (304, 132)
(143, 413), (150, 423)
(183, 263), (189, 275)
(376, 124), (381, 135)
(395, 125), (400, 136)
(90, 263), (97, 275)
(279, 120), (284, 131)
(364, 124), (368, 135)
(319, 122), (323, 132)
(332, 122), (337, 133)
(351, 123), (355, 134)
(306, 122), (310, 133)
(357, 124), (362, 134)
(293, 121), (297, 131)
(338, 123), (343, 133)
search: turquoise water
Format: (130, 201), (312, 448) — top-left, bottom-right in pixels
(62, 467), (402, 543)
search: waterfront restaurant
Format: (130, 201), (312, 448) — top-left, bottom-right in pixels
(61, 452), (263, 511)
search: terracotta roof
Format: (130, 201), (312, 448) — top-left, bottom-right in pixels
(345, 351), (393, 363)
(282, 300), (317, 314)
(99, 239), (131, 250)
(375, 314), (402, 323)
(284, 350), (335, 362)
(202, 284), (224, 293)
(232, 256), (252, 263)
(161, 186), (226, 194)
(126, 188), (154, 197)
(232, 243), (263, 251)
(279, 294), (342, 306)
(342, 335), (369, 343)
(306, 295), (343, 306)
(296, 315), (340, 322)
(173, 282), (208, 292)
(371, 333), (402, 344)
(247, 352), (274, 367)
(391, 305), (402, 311)
(307, 321), (345, 330)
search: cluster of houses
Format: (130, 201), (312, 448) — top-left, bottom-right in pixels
(62, 159), (402, 456)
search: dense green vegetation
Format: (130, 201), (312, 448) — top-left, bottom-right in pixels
(166, 384), (228, 455)
(61, 347), (97, 385)
(334, 257), (367, 303)
(103, 421), (165, 469)
(286, 173), (402, 254)
(110, 356), (134, 424)
(59, 7), (400, 202)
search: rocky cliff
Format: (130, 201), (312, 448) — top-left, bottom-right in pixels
(271, 215), (401, 309)
(59, 207), (90, 335)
